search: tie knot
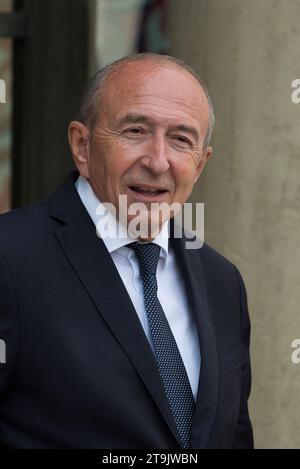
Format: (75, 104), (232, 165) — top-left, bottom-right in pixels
(129, 242), (161, 277)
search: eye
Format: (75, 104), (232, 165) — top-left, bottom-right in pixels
(173, 135), (192, 146)
(125, 127), (144, 135)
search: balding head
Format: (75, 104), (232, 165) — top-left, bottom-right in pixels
(78, 53), (215, 149)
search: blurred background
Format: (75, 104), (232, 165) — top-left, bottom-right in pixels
(1, 0), (300, 449)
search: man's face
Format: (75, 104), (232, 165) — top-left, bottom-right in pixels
(71, 61), (212, 236)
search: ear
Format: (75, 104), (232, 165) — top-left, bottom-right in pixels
(194, 146), (213, 184)
(68, 121), (90, 178)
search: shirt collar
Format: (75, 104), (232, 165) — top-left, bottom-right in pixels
(75, 175), (169, 258)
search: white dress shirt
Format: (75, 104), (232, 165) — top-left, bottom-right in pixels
(75, 176), (201, 400)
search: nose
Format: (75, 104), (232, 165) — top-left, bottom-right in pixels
(140, 133), (170, 175)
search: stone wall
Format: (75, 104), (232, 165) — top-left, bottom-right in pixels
(168, 0), (300, 449)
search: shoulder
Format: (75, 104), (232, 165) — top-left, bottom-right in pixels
(0, 200), (49, 231)
(199, 242), (238, 278)
(197, 242), (244, 304)
(0, 201), (51, 255)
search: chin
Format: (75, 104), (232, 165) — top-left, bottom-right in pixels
(125, 211), (163, 240)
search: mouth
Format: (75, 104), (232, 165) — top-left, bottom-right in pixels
(128, 185), (169, 201)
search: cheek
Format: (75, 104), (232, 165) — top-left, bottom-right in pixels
(89, 144), (136, 192)
(173, 159), (199, 191)
(109, 142), (144, 181)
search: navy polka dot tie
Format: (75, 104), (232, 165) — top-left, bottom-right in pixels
(129, 242), (195, 449)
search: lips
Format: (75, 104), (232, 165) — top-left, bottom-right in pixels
(128, 185), (169, 201)
(129, 185), (167, 195)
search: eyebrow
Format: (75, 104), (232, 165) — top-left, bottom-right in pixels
(116, 113), (150, 126)
(116, 113), (200, 142)
(172, 124), (200, 142)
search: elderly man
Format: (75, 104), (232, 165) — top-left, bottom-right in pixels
(0, 53), (253, 449)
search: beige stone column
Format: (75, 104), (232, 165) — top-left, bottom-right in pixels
(168, 0), (300, 449)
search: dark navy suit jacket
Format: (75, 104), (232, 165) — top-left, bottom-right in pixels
(0, 171), (253, 448)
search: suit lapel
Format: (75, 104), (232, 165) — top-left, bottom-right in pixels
(170, 230), (219, 449)
(49, 172), (183, 448)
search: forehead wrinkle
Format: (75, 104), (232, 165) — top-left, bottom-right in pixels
(105, 78), (209, 140)
(117, 101), (202, 123)
(116, 112), (200, 141)
(116, 113), (150, 126)
(125, 92), (204, 108)
(122, 93), (208, 122)
(104, 61), (209, 110)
